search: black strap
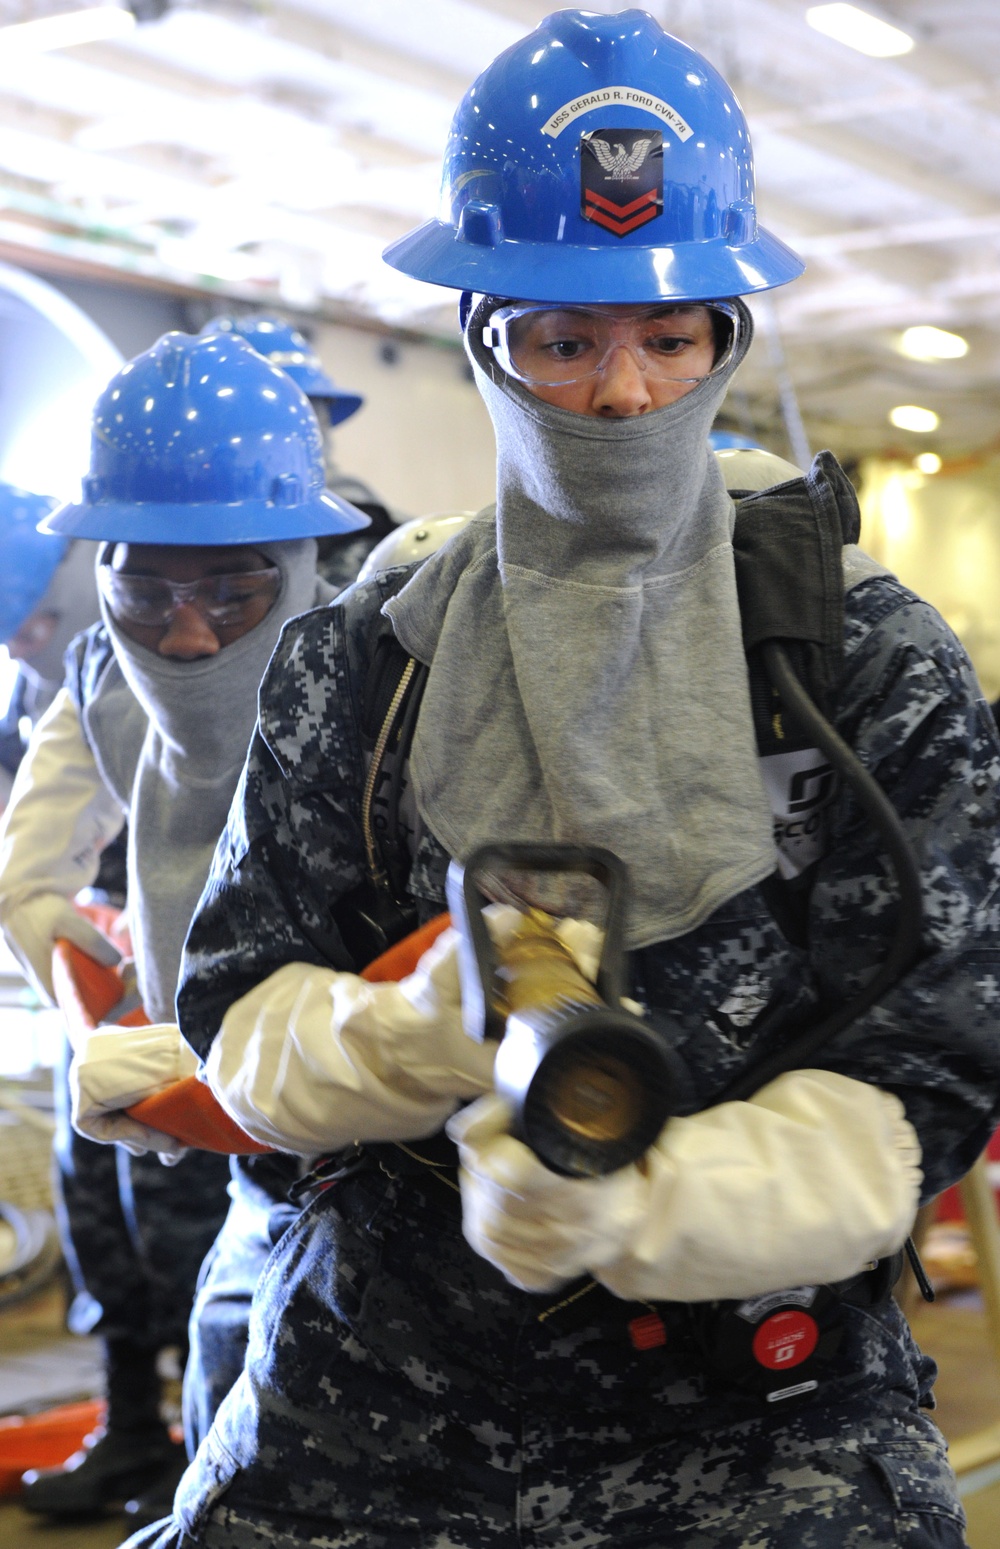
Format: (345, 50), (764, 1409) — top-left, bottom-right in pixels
(732, 453), (860, 939)
(373, 651), (428, 902)
(734, 449), (858, 726)
(331, 639), (428, 969)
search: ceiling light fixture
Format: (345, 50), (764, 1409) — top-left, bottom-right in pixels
(0, 5), (135, 54)
(806, 4), (914, 58)
(889, 405), (939, 433)
(156, 236), (267, 284)
(914, 452), (942, 474)
(898, 325), (968, 361)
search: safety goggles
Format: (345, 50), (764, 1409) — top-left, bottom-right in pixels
(98, 565), (281, 628)
(482, 301), (739, 388)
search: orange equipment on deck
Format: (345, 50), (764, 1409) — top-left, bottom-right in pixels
(0, 1402), (106, 1498)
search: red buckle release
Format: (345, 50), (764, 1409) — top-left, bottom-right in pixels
(628, 1312), (667, 1351)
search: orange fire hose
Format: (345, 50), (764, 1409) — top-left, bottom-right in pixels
(51, 912), (452, 1155)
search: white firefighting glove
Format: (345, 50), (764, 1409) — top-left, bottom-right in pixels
(205, 911), (606, 1156)
(70, 1022), (198, 1163)
(206, 922), (496, 1154)
(0, 689), (126, 1001)
(449, 1093), (647, 1292)
(4, 893), (122, 1003)
(448, 1069), (922, 1299)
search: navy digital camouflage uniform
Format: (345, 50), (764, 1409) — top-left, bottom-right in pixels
(55, 627), (232, 1357)
(183, 1154), (300, 1454)
(132, 463), (1000, 1547)
(183, 485), (395, 1455)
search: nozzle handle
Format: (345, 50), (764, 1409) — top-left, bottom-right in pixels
(445, 842), (630, 1042)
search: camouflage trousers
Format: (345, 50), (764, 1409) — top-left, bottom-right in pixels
(121, 1158), (968, 1548)
(54, 1032), (232, 1349)
(184, 1166), (279, 1454)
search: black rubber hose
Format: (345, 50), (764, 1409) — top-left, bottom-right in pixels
(717, 640), (924, 1104)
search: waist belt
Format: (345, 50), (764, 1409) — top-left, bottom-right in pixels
(294, 1138), (901, 1317)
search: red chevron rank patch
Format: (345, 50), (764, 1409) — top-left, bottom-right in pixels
(580, 128), (663, 237)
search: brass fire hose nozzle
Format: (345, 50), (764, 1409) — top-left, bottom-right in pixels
(447, 844), (688, 1178)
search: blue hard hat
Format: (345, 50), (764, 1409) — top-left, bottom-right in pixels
(42, 332), (369, 545)
(384, 8), (803, 304)
(708, 430), (764, 451)
(202, 314), (364, 426)
(0, 482), (63, 642)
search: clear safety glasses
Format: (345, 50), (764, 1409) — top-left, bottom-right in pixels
(98, 565), (280, 628)
(482, 301), (739, 388)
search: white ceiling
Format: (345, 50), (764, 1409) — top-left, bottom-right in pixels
(0, 0), (999, 461)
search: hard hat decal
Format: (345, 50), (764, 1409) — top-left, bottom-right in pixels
(581, 129), (663, 236)
(542, 89), (693, 141)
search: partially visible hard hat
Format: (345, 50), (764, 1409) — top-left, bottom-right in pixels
(0, 482), (63, 642)
(357, 512), (476, 583)
(714, 445), (804, 493)
(202, 314), (363, 426)
(383, 8), (804, 304)
(42, 332), (370, 545)
(709, 430), (764, 452)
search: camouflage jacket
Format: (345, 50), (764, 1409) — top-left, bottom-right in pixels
(178, 554), (1000, 1204)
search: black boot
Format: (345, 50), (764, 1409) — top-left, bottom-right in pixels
(20, 1427), (185, 1517)
(122, 1445), (190, 1527)
(21, 1337), (183, 1518)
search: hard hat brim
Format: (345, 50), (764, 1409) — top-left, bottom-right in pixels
(324, 391), (364, 427)
(383, 221), (804, 304)
(0, 489), (64, 640)
(39, 489), (370, 544)
(291, 363), (363, 422)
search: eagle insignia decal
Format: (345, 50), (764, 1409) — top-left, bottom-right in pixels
(580, 128), (663, 236)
